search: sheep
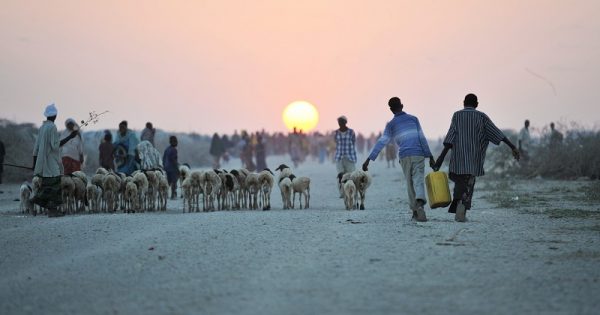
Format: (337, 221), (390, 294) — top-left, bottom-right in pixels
(86, 183), (102, 213)
(244, 172), (260, 210)
(288, 174), (311, 209)
(102, 173), (119, 212)
(60, 175), (76, 214)
(278, 176), (293, 209)
(31, 176), (42, 215)
(343, 179), (357, 210)
(201, 170), (221, 211)
(124, 181), (139, 213)
(350, 170), (372, 210)
(258, 169), (274, 210)
(275, 164), (293, 181)
(144, 170), (160, 211)
(178, 164), (191, 197)
(96, 167), (109, 175)
(338, 173), (357, 210)
(181, 177), (194, 213)
(157, 172), (169, 211)
(230, 169), (248, 209)
(217, 170), (240, 210)
(189, 170), (205, 212)
(19, 182), (33, 214)
(71, 176), (87, 213)
(132, 172), (149, 212)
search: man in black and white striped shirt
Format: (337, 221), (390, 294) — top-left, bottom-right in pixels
(434, 94), (520, 222)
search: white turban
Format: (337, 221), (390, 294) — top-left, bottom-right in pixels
(44, 103), (58, 117)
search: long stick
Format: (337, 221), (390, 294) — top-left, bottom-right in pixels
(2, 163), (33, 171)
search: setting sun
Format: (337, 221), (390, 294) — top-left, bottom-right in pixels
(282, 101), (319, 132)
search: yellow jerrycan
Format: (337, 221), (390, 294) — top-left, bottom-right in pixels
(425, 171), (452, 208)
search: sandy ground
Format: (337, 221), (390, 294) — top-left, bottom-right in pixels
(1, 156), (599, 315)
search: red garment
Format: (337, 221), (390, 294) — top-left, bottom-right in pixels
(62, 156), (81, 175)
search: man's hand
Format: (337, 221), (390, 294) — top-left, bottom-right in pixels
(429, 156), (436, 169)
(432, 158), (443, 172)
(362, 159), (370, 172)
(512, 148), (520, 161)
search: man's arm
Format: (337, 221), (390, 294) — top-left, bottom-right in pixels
(363, 123), (392, 171)
(502, 137), (520, 161)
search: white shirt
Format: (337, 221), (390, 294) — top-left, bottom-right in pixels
(519, 127), (531, 151)
(60, 129), (83, 161)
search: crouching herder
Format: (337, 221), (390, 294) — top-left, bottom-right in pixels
(362, 97), (435, 222)
(434, 94), (520, 222)
(30, 104), (79, 217)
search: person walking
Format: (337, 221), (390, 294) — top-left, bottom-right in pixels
(255, 134), (268, 171)
(113, 120), (139, 175)
(518, 119), (531, 162)
(334, 116), (357, 175)
(163, 136), (179, 199)
(140, 122), (156, 146)
(99, 130), (115, 171)
(31, 104), (78, 217)
(549, 122), (563, 146)
(434, 94), (520, 222)
(362, 97), (435, 222)
(60, 118), (84, 175)
(209, 133), (225, 169)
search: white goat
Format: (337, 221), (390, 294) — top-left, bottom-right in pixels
(132, 172), (149, 212)
(102, 173), (119, 212)
(86, 183), (102, 213)
(202, 170), (222, 211)
(124, 181), (139, 212)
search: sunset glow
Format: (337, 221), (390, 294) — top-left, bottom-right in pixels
(282, 101), (319, 132)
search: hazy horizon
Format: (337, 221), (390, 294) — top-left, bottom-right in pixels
(1, 0), (599, 137)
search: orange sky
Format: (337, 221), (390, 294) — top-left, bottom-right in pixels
(1, 0), (599, 137)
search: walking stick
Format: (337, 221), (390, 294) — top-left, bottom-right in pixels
(2, 163), (33, 171)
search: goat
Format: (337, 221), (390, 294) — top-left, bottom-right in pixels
(124, 181), (139, 212)
(132, 172), (149, 212)
(201, 170), (221, 211)
(157, 172), (169, 211)
(245, 172), (260, 210)
(86, 183), (102, 213)
(102, 173), (119, 212)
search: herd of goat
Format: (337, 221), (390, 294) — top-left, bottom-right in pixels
(18, 163), (372, 215)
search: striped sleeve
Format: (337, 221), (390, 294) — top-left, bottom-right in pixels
(484, 116), (505, 145)
(443, 113), (457, 145)
(368, 122), (392, 161)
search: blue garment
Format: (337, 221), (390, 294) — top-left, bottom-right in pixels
(334, 128), (357, 162)
(163, 146), (178, 184)
(368, 112), (432, 161)
(113, 130), (139, 157)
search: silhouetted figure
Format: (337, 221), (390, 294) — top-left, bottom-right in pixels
(255, 134), (267, 171)
(549, 122), (563, 146)
(434, 94), (519, 222)
(140, 122), (156, 146)
(209, 133), (225, 169)
(163, 136), (179, 199)
(518, 119), (531, 162)
(99, 131), (115, 171)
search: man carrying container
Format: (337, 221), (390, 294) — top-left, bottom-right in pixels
(434, 93), (520, 222)
(362, 97), (435, 222)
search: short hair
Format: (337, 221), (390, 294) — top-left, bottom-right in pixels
(119, 120), (128, 127)
(388, 97), (403, 110)
(146, 122), (153, 129)
(169, 136), (177, 143)
(104, 131), (112, 142)
(464, 94), (478, 107)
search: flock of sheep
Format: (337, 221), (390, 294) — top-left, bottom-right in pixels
(19, 168), (170, 216)
(18, 163), (373, 215)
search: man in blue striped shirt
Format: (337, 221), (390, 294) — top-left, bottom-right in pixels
(434, 93), (520, 222)
(362, 97), (435, 222)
